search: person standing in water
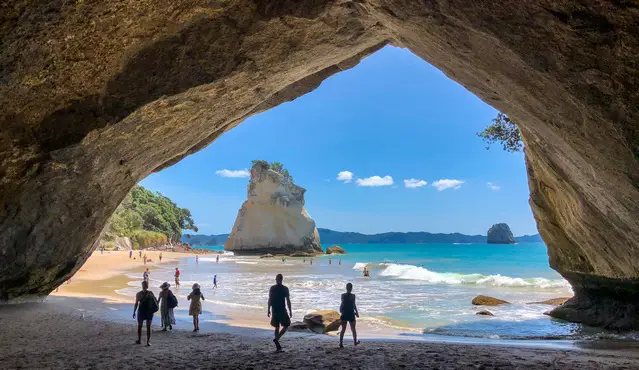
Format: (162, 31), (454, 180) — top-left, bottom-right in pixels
(174, 267), (180, 288)
(142, 268), (150, 282)
(196, 255), (199, 264)
(187, 283), (205, 332)
(329, 257), (332, 265)
(216, 254), (219, 264)
(133, 281), (158, 346)
(339, 282), (360, 348)
(268, 274), (292, 352)
(339, 259), (342, 266)
(157, 282), (176, 331)
(213, 275), (218, 289)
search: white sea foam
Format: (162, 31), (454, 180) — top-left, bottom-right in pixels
(235, 261), (258, 265)
(352, 263), (369, 271)
(363, 263), (570, 289)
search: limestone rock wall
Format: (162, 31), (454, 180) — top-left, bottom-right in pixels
(224, 164), (322, 255)
(487, 223), (516, 244)
(0, 0), (637, 328)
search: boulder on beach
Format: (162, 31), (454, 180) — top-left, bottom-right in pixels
(289, 321), (310, 332)
(476, 310), (494, 316)
(472, 295), (510, 306)
(487, 223), (516, 244)
(260, 253), (274, 259)
(224, 162), (323, 256)
(291, 251), (314, 257)
(527, 297), (571, 306)
(303, 310), (342, 334)
(326, 245), (346, 255)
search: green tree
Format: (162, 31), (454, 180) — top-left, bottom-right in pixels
(477, 113), (523, 152)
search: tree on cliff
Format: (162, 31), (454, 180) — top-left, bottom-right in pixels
(252, 160), (293, 183)
(106, 186), (197, 247)
(477, 113), (523, 152)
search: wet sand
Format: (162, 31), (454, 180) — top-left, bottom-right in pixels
(23, 250), (638, 369)
(1, 299), (639, 370)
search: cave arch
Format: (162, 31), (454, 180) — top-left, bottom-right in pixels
(1, 1), (637, 328)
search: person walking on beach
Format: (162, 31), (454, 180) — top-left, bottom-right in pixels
(216, 254), (219, 264)
(133, 280), (158, 346)
(339, 282), (360, 348)
(139, 250), (142, 258)
(213, 275), (218, 289)
(159, 253), (162, 262)
(129, 250), (133, 259)
(174, 267), (180, 288)
(143, 254), (148, 265)
(157, 282), (177, 331)
(268, 274), (292, 352)
(310, 259), (313, 266)
(187, 283), (205, 332)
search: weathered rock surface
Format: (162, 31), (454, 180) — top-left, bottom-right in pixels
(487, 223), (516, 244)
(475, 310), (494, 316)
(527, 297), (571, 306)
(289, 321), (310, 332)
(303, 310), (342, 334)
(326, 245), (347, 255)
(0, 0), (637, 329)
(224, 163), (322, 256)
(472, 296), (510, 306)
(113, 237), (133, 251)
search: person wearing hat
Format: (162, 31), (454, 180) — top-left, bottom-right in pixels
(157, 282), (177, 331)
(187, 283), (205, 332)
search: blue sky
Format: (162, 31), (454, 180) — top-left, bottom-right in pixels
(141, 46), (538, 236)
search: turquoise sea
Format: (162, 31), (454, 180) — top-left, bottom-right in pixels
(120, 243), (632, 340)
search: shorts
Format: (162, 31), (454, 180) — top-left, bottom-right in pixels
(137, 310), (154, 323)
(175, 277), (180, 285)
(270, 311), (291, 328)
(340, 313), (356, 323)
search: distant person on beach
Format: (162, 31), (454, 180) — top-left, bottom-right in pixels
(174, 268), (180, 288)
(268, 274), (292, 352)
(143, 254), (148, 265)
(339, 282), (360, 348)
(187, 283), (205, 332)
(157, 282), (177, 331)
(133, 280), (158, 346)
(216, 254), (219, 264)
(213, 275), (218, 289)
(196, 255), (199, 264)
(129, 250), (133, 259)
(139, 250), (142, 258)
(363, 268), (370, 278)
(159, 253), (162, 262)
(143, 268), (150, 282)
(339, 259), (342, 266)
(310, 259), (313, 265)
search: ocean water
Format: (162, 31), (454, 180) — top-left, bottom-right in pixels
(119, 243), (627, 340)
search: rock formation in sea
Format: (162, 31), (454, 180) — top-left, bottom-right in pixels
(1, 1), (637, 330)
(472, 295), (510, 306)
(224, 163), (322, 256)
(487, 223), (516, 244)
(326, 245), (346, 254)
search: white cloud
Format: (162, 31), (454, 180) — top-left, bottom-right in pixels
(432, 179), (464, 191)
(336, 171), (354, 183)
(356, 175), (394, 187)
(404, 178), (428, 189)
(487, 182), (500, 191)
(215, 169), (250, 178)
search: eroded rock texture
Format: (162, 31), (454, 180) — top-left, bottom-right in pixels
(487, 223), (516, 244)
(1, 1), (637, 328)
(224, 163), (322, 256)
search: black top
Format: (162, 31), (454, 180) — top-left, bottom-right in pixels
(340, 292), (355, 314)
(269, 284), (290, 313)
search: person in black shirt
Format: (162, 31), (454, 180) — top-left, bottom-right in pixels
(339, 282), (360, 348)
(268, 273), (292, 352)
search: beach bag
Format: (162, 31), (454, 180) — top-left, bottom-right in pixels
(167, 291), (178, 309)
(141, 291), (159, 314)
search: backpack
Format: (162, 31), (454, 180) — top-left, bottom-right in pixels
(140, 291), (159, 314)
(167, 291), (178, 309)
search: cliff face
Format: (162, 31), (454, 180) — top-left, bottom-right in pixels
(487, 223), (516, 244)
(0, 0), (638, 329)
(224, 164), (322, 256)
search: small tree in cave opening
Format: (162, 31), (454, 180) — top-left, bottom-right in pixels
(477, 113), (523, 152)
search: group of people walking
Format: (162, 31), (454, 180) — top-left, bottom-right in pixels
(132, 273), (361, 350)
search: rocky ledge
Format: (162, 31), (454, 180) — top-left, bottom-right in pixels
(224, 162), (322, 256)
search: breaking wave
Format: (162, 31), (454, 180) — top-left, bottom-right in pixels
(354, 263), (570, 289)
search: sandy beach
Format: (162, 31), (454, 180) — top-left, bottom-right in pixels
(1, 251), (632, 369)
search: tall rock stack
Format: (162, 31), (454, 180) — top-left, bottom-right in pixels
(224, 162), (322, 256)
(487, 223), (516, 244)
